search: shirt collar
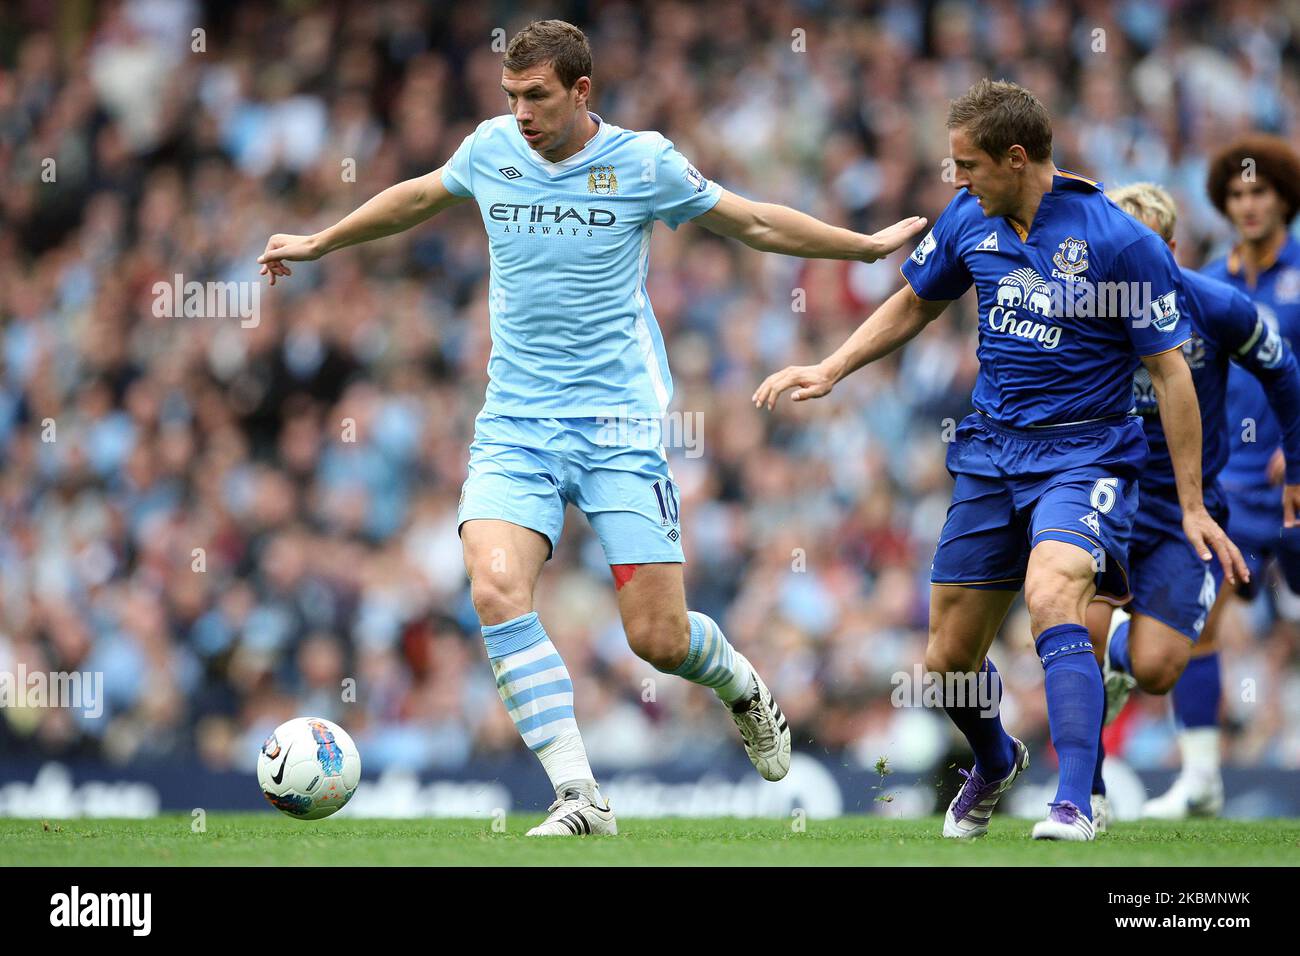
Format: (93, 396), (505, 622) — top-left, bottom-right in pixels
(1052, 169), (1103, 193)
(1226, 232), (1297, 276)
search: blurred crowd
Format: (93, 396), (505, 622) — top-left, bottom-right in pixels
(1, 0), (1299, 782)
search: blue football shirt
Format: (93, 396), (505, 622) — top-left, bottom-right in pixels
(440, 111), (722, 418)
(901, 173), (1189, 428)
(1201, 235), (1300, 485)
(1132, 266), (1300, 504)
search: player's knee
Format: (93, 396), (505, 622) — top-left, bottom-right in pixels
(469, 573), (533, 626)
(1024, 568), (1086, 630)
(1134, 648), (1187, 695)
(924, 641), (981, 677)
(625, 611), (690, 671)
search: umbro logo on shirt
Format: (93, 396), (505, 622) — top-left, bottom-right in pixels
(499, 166), (522, 179)
(975, 231), (999, 252)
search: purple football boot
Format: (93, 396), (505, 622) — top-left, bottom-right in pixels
(942, 736), (1030, 838)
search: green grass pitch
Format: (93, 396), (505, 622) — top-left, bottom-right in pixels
(3, 815), (1298, 865)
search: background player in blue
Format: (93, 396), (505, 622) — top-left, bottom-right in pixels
(1136, 137), (1300, 819)
(755, 79), (1247, 842)
(1085, 184), (1300, 831)
(256, 20), (928, 836)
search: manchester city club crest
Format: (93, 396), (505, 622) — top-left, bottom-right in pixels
(588, 164), (618, 194)
(1052, 236), (1089, 275)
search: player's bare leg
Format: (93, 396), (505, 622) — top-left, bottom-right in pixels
(1143, 584), (1232, 819)
(462, 519), (615, 836)
(928, 585), (1028, 838)
(615, 562), (791, 781)
(1025, 540), (1103, 841)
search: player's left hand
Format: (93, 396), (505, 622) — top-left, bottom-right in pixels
(1182, 507), (1249, 586)
(1283, 483), (1299, 529)
(861, 215), (929, 262)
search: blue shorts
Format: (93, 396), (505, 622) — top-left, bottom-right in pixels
(458, 412), (684, 564)
(1128, 495), (1227, 641)
(930, 413), (1145, 602)
(1222, 479), (1300, 598)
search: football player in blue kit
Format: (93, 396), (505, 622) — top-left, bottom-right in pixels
(258, 20), (929, 836)
(1135, 138), (1300, 819)
(755, 79), (1248, 841)
(1086, 183), (1300, 831)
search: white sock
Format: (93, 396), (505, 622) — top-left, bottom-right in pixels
(536, 734), (599, 799)
(1179, 727), (1221, 780)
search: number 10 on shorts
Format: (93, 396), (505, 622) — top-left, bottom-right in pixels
(652, 479), (680, 526)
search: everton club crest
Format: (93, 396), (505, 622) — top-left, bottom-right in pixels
(588, 165), (618, 195)
(1052, 236), (1089, 275)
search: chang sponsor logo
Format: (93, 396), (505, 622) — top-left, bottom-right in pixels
(987, 267), (1063, 350)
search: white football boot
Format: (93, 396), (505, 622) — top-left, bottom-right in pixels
(726, 655), (792, 782)
(942, 737), (1030, 838)
(1141, 772), (1224, 820)
(1102, 609), (1137, 726)
(526, 788), (618, 837)
(1032, 800), (1097, 841)
(1090, 793), (1110, 834)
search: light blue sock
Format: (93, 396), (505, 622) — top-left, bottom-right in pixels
(667, 611), (755, 705)
(483, 611), (595, 792)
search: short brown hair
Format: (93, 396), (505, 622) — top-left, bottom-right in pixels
(1206, 134), (1300, 224)
(948, 79), (1053, 162)
(504, 19), (592, 90)
(1109, 183), (1178, 242)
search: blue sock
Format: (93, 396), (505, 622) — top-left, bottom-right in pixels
(942, 657), (1015, 780)
(1108, 618), (1131, 673)
(1036, 623), (1102, 817)
(1091, 658), (1107, 796)
(1172, 652), (1221, 729)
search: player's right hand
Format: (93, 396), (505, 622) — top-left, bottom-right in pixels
(862, 215), (929, 262)
(258, 234), (322, 285)
(752, 362), (836, 410)
(1181, 507), (1250, 587)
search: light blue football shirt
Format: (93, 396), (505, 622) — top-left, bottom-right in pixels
(440, 112), (722, 418)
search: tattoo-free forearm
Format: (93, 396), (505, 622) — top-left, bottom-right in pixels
(1150, 356), (1206, 512)
(823, 286), (943, 382)
(316, 172), (455, 255)
(741, 201), (874, 259)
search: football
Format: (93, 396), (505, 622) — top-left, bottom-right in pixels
(257, 717), (361, 820)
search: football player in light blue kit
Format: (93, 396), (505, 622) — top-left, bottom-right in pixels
(755, 80), (1247, 841)
(258, 19), (928, 836)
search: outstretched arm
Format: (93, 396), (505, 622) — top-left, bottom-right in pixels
(694, 189), (928, 262)
(258, 168), (469, 285)
(1142, 346), (1249, 584)
(752, 283), (949, 409)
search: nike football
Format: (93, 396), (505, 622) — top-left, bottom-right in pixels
(257, 717), (361, 819)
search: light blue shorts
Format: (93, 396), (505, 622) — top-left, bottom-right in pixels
(458, 412), (684, 564)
